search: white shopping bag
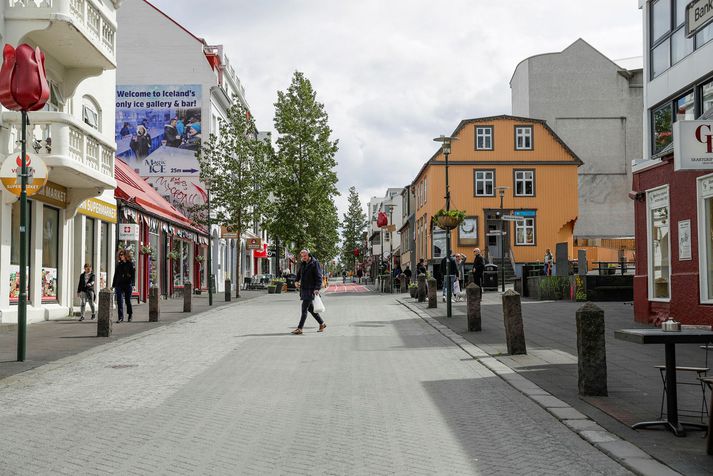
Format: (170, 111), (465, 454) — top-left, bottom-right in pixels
(452, 279), (461, 296)
(312, 294), (326, 313)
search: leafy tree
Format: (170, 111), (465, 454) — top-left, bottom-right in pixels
(196, 100), (271, 297)
(340, 186), (367, 273)
(267, 71), (340, 264)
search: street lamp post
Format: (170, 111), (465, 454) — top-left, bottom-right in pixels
(206, 181), (213, 306)
(434, 135), (456, 317)
(496, 186), (510, 292)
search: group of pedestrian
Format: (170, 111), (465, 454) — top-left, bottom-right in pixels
(76, 249), (135, 323)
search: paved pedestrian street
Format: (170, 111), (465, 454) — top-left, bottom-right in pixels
(0, 291), (631, 475)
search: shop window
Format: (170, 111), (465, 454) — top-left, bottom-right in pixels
(515, 126), (533, 150)
(41, 206), (60, 303)
(675, 91), (695, 121)
(515, 217), (536, 246)
(432, 229), (445, 258)
(702, 80), (713, 116)
(475, 126), (493, 150)
(647, 187), (670, 300)
(474, 170), (495, 196)
(100, 222), (109, 289)
(84, 217), (95, 269)
(652, 103), (672, 154)
(149, 231), (159, 288)
(10, 201), (32, 304)
(514, 170), (535, 196)
(698, 175), (713, 302)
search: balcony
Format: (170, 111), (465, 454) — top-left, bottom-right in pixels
(5, 0), (117, 70)
(1, 111), (115, 192)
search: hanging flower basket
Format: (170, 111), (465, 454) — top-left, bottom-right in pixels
(434, 209), (466, 230)
(195, 255), (205, 263)
(167, 250), (179, 260)
(140, 245), (154, 255)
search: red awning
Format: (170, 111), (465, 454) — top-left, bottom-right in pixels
(253, 243), (268, 258)
(114, 159), (205, 235)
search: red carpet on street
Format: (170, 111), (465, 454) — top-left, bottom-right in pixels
(324, 282), (370, 294)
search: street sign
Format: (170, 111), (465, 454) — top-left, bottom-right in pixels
(486, 231), (506, 236)
(386, 224), (396, 232)
(0, 152), (47, 197)
(502, 215), (525, 222)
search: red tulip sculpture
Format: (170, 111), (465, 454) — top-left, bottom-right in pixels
(353, 247), (360, 257)
(377, 211), (388, 228)
(0, 43), (50, 111)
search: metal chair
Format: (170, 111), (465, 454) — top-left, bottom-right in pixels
(656, 365), (710, 423)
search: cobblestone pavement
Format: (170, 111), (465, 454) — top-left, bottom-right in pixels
(0, 292), (631, 475)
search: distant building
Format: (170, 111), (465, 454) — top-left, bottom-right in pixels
(511, 39), (643, 262)
(631, 0), (713, 325)
(366, 188), (403, 279)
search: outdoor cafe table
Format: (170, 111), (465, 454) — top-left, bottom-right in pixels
(614, 328), (713, 437)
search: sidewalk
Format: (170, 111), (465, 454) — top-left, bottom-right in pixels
(398, 291), (713, 475)
(0, 290), (265, 381)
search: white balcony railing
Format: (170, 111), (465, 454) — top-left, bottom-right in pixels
(2, 111), (115, 180)
(7, 0), (116, 61)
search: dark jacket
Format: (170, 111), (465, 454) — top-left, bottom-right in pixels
(112, 260), (135, 289)
(403, 267), (412, 278)
(77, 272), (95, 294)
(473, 254), (485, 275)
(440, 256), (458, 278)
(296, 256), (322, 300)
(416, 263), (427, 275)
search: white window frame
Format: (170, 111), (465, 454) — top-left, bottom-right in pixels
(82, 95), (101, 131)
(514, 170), (535, 196)
(515, 217), (536, 246)
(646, 185), (671, 302)
(474, 170), (495, 196)
(475, 126), (493, 150)
(515, 126), (533, 150)
(697, 173), (713, 303)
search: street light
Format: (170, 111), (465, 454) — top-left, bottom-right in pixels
(495, 186), (510, 292)
(434, 134), (457, 317)
(205, 179), (213, 306)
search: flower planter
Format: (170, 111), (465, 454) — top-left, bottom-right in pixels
(267, 286), (276, 294)
(436, 215), (462, 230)
(409, 287), (417, 298)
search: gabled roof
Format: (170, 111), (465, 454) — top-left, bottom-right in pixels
(411, 114), (583, 186)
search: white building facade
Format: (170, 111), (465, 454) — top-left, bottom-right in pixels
(0, 0), (120, 323)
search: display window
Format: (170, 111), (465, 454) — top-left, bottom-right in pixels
(697, 174), (713, 303)
(647, 186), (671, 301)
(100, 222), (109, 289)
(85, 217), (95, 268)
(41, 206), (60, 303)
(10, 201), (32, 303)
(149, 231), (159, 288)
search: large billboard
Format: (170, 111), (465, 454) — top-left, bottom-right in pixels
(116, 84), (206, 217)
(116, 84), (202, 177)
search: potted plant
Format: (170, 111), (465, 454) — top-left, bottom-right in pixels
(267, 284), (276, 294)
(272, 278), (285, 294)
(434, 208), (466, 230)
(408, 282), (418, 298)
(140, 244), (154, 256)
(167, 249), (179, 260)
(195, 255), (205, 263)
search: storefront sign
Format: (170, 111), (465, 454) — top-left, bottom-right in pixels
(78, 198), (117, 223)
(221, 225), (240, 239)
(678, 220), (692, 260)
(246, 238), (262, 250)
(0, 152), (48, 196)
(686, 0), (713, 38)
(674, 120), (713, 170)
(34, 182), (68, 208)
(648, 187), (669, 209)
(118, 223), (139, 241)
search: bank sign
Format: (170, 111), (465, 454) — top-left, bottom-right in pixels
(687, 0), (713, 37)
(673, 120), (713, 170)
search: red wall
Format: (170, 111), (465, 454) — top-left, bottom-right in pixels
(633, 158), (713, 325)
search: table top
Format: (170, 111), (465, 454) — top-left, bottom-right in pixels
(615, 328), (713, 345)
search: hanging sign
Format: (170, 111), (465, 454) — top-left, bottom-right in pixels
(118, 223), (139, 241)
(246, 238), (262, 250)
(686, 0), (713, 37)
(0, 152), (48, 196)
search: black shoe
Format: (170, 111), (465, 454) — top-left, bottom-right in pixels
(79, 316), (84, 321)
(91, 314), (96, 320)
(116, 317), (123, 323)
(127, 316), (132, 322)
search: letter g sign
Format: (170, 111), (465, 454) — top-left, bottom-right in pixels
(696, 124), (713, 153)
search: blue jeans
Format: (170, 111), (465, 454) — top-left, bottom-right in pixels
(115, 285), (132, 319)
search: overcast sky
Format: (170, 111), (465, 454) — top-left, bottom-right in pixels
(149, 0), (643, 220)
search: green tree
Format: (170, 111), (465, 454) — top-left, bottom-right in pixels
(267, 71), (340, 263)
(196, 100), (271, 297)
(340, 186), (366, 273)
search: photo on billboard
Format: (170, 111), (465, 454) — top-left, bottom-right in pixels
(116, 84), (202, 177)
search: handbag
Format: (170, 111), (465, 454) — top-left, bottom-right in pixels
(312, 294), (326, 313)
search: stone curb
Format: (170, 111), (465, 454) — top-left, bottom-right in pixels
(396, 296), (681, 476)
(0, 295), (262, 389)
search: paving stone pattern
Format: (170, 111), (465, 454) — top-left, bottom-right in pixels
(0, 292), (630, 475)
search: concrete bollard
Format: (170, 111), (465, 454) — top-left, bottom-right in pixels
(400, 274), (408, 293)
(149, 286), (160, 322)
(97, 288), (113, 337)
(466, 283), (482, 332)
(225, 279), (232, 301)
(502, 289), (526, 355)
(417, 274), (427, 303)
(183, 281), (192, 312)
(427, 277), (437, 308)
(576, 302), (608, 396)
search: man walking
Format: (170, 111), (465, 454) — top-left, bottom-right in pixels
(292, 249), (326, 335)
(472, 248), (485, 288)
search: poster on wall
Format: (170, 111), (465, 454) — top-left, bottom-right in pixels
(41, 267), (57, 302)
(458, 216), (478, 246)
(116, 84), (202, 177)
(678, 219), (692, 261)
(9, 265), (28, 303)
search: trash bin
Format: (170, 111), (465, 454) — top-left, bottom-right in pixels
(285, 274), (297, 291)
(483, 264), (498, 291)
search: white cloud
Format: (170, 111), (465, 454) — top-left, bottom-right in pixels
(147, 0), (643, 220)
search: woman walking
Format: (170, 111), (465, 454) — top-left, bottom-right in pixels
(76, 263), (96, 321)
(112, 250), (135, 322)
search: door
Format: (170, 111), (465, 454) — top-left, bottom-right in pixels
(486, 219), (501, 261)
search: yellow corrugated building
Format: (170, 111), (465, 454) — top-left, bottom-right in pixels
(412, 115), (581, 269)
